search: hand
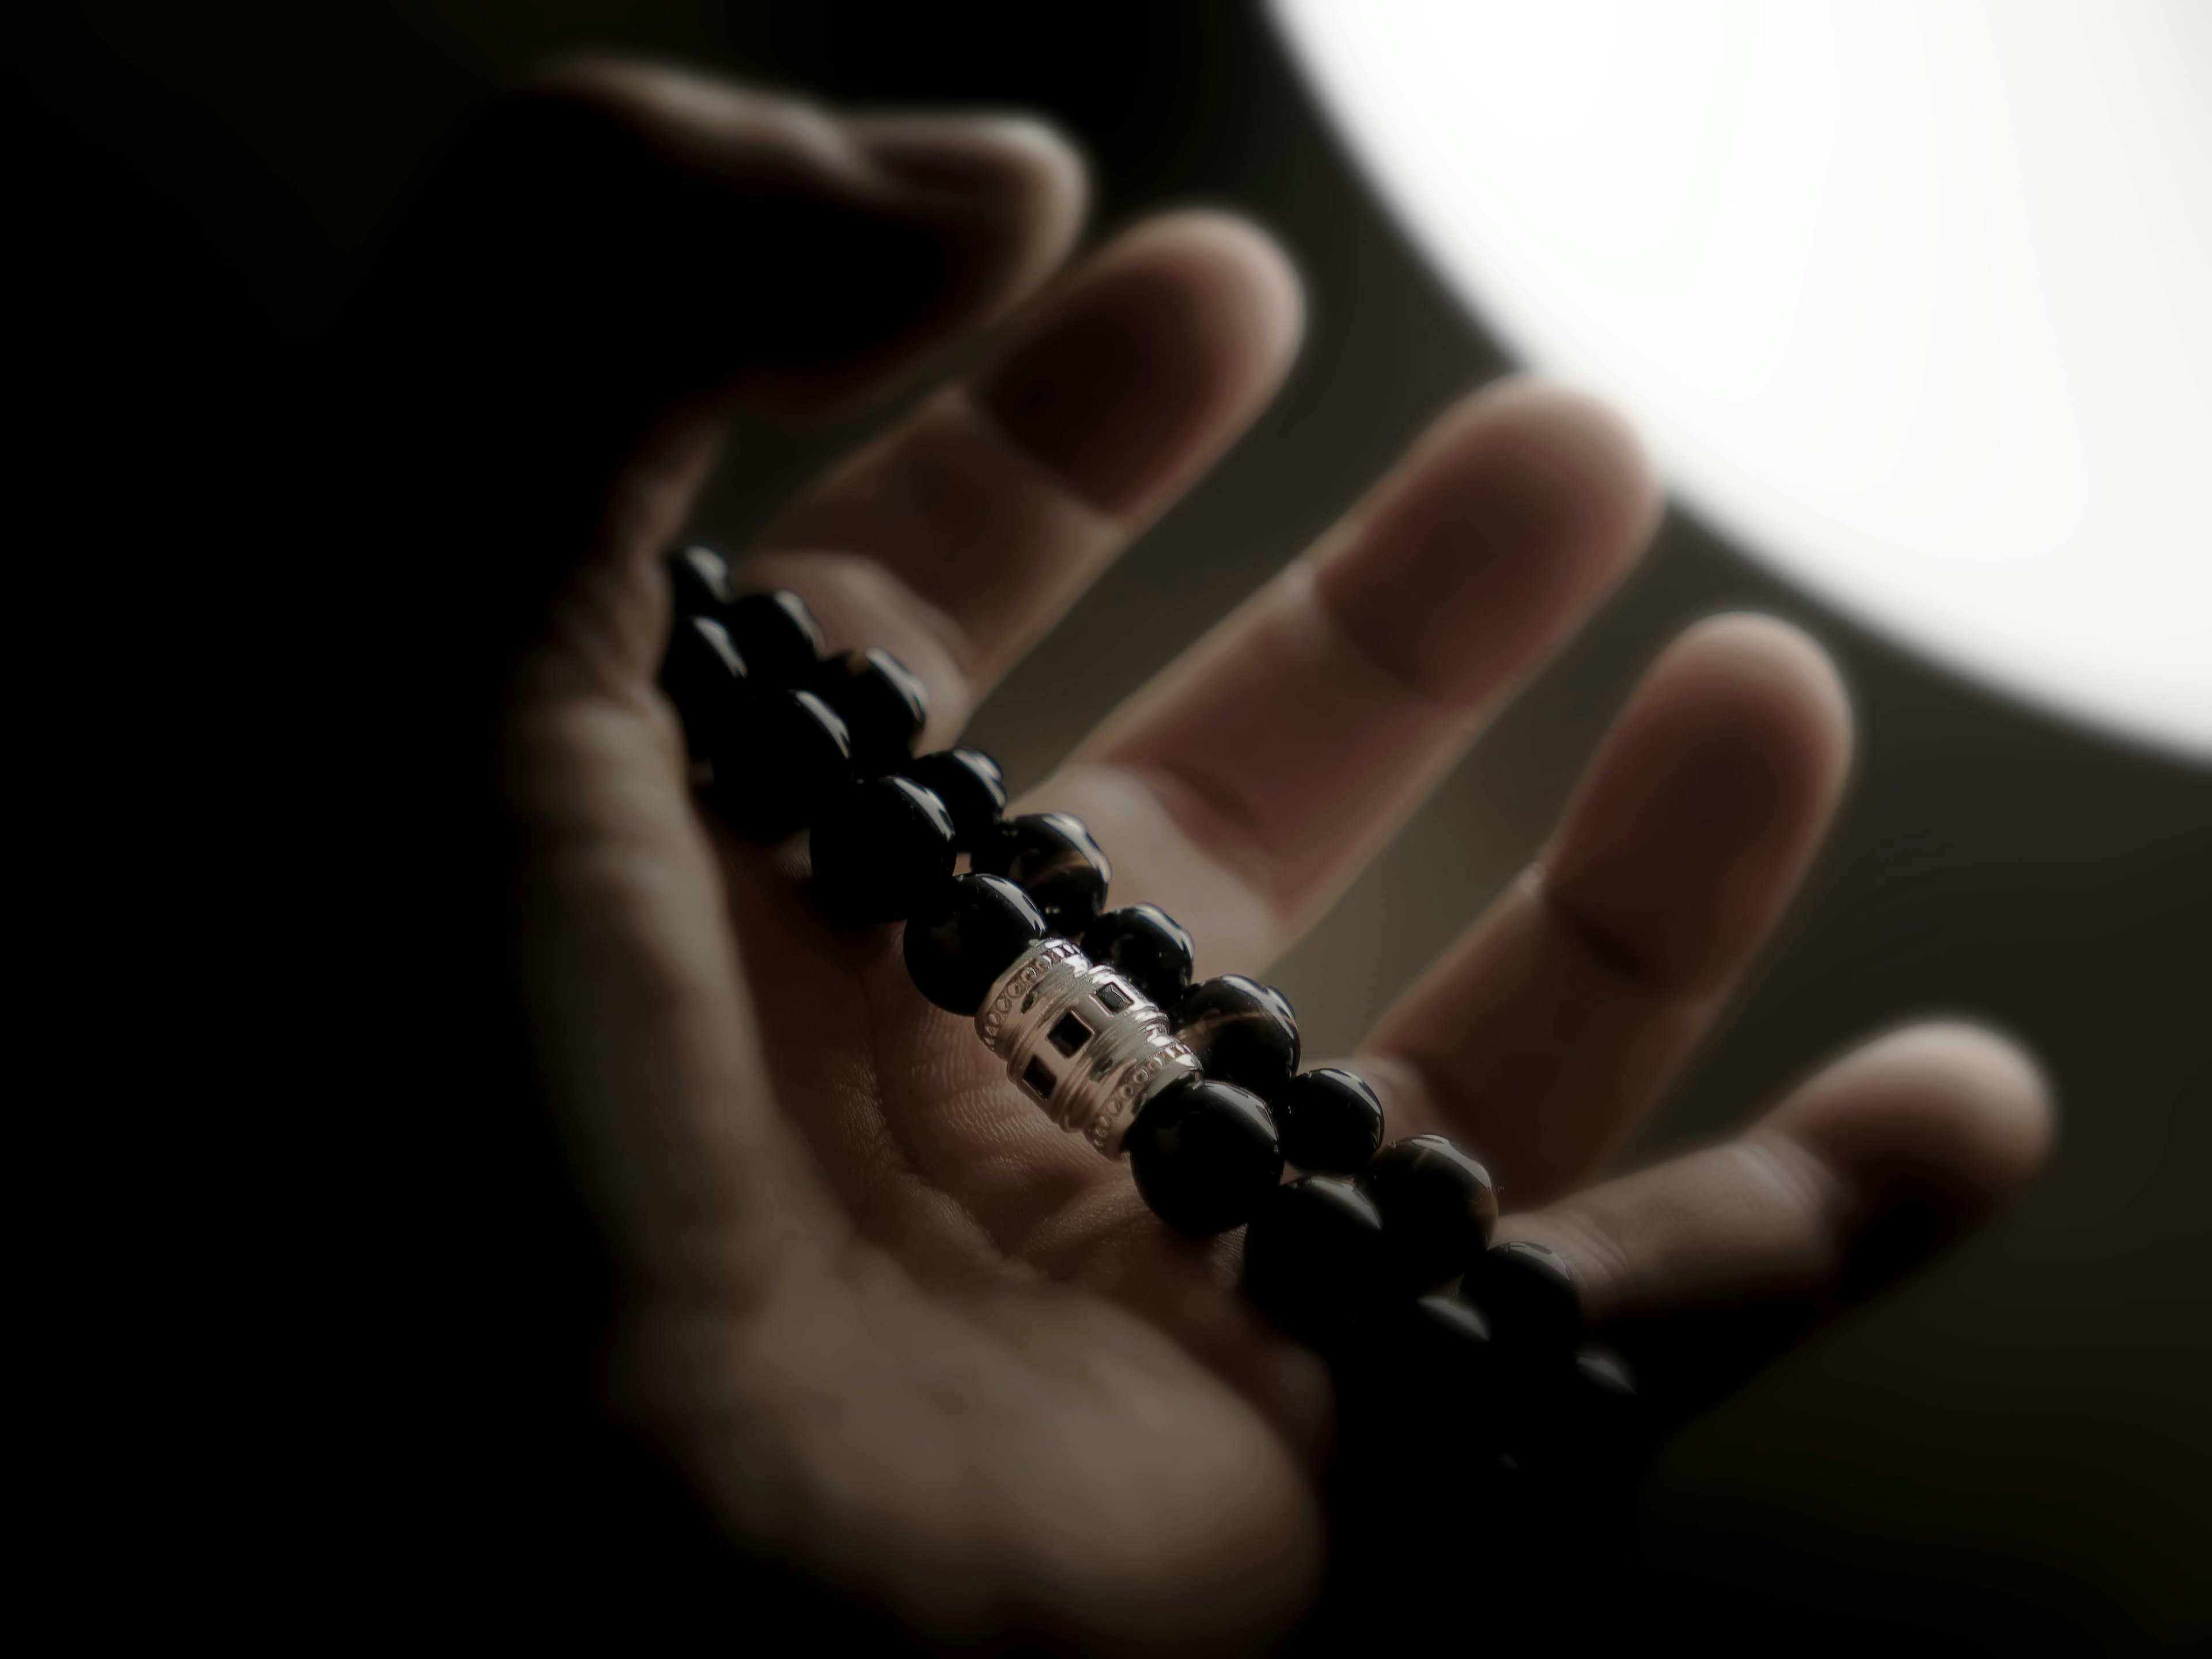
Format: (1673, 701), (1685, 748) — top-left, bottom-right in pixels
(349, 59), (2052, 1651)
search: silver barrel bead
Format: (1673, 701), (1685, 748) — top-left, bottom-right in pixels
(975, 938), (1200, 1157)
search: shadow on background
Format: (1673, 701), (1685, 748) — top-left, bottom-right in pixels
(17, 1), (2206, 1646)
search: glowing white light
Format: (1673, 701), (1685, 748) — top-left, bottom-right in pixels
(1274, 0), (2212, 758)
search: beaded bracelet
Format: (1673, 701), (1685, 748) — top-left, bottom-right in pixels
(662, 545), (1643, 1479)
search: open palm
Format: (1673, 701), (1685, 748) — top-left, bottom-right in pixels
(406, 60), (2056, 1653)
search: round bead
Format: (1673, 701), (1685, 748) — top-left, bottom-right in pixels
(815, 646), (928, 771)
(726, 590), (825, 689)
(1567, 1344), (1644, 1467)
(1512, 1344), (1649, 1489)
(1329, 1291), (1524, 1537)
(972, 812), (1112, 936)
(1173, 975), (1300, 1102)
(903, 873), (1049, 1015)
(1573, 1345), (1637, 1409)
(667, 543), (736, 618)
(1366, 1134), (1500, 1290)
(1391, 1291), (1513, 1416)
(658, 614), (747, 760)
(1403, 1290), (1495, 1364)
(1274, 1067), (1385, 1173)
(1460, 1240), (1582, 1358)
(1124, 1076), (1284, 1236)
(809, 777), (957, 926)
(902, 748), (1006, 850)
(1243, 1175), (1388, 1346)
(1080, 905), (1195, 1010)
(707, 687), (852, 840)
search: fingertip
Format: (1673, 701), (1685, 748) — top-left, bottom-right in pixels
(513, 56), (876, 183)
(973, 210), (1305, 517)
(1777, 1021), (2058, 1211)
(1637, 613), (1856, 821)
(1312, 376), (1657, 709)
(846, 110), (1090, 304)
(1434, 376), (1662, 552)
(1543, 613), (1853, 990)
(1100, 210), (1308, 437)
(479, 60), (1103, 421)
(1664, 612), (1853, 747)
(1139, 210), (1309, 369)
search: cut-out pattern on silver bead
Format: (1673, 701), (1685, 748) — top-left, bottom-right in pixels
(977, 938), (1200, 1157)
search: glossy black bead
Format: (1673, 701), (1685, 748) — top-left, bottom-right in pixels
(1510, 1344), (1650, 1491)
(1565, 1344), (1645, 1469)
(1243, 1175), (1389, 1347)
(815, 646), (928, 771)
(972, 812), (1111, 935)
(1274, 1067), (1386, 1173)
(1393, 1291), (1514, 1420)
(1366, 1134), (1501, 1290)
(667, 543), (736, 618)
(1124, 1076), (1284, 1236)
(1403, 1291), (1497, 1367)
(809, 777), (957, 926)
(726, 590), (825, 690)
(902, 748), (1006, 851)
(1573, 1344), (1635, 1399)
(1080, 905), (1195, 1010)
(1173, 975), (1300, 1102)
(706, 688), (852, 840)
(903, 873), (1049, 1015)
(1328, 1294), (1525, 1573)
(1461, 1239), (1582, 1358)
(658, 614), (748, 760)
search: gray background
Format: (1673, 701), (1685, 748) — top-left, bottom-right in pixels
(23, 2), (2206, 1645)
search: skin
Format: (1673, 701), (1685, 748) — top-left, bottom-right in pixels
(403, 58), (2057, 1654)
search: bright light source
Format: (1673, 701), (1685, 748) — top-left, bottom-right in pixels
(1274, 0), (2212, 759)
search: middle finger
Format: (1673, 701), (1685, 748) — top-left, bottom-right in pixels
(1033, 377), (1657, 969)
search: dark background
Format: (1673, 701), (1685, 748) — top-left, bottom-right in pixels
(18, 2), (2207, 1646)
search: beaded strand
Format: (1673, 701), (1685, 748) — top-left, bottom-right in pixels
(662, 547), (1645, 1479)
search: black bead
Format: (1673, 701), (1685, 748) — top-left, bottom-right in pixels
(1080, 905), (1195, 1010)
(815, 647), (928, 771)
(972, 812), (1111, 936)
(809, 777), (957, 926)
(1174, 975), (1300, 1102)
(1461, 1240), (1582, 1359)
(1565, 1344), (1645, 1467)
(1328, 1294), (1524, 1569)
(667, 543), (736, 618)
(658, 614), (748, 760)
(1274, 1067), (1386, 1173)
(1124, 1077), (1284, 1236)
(1388, 1291), (1514, 1423)
(1366, 1135), (1500, 1290)
(726, 590), (825, 690)
(1574, 1344), (1635, 1399)
(706, 688), (852, 840)
(1243, 1175), (1389, 1347)
(1509, 1344), (1650, 1491)
(902, 748), (1006, 851)
(1402, 1291), (1497, 1369)
(903, 873), (1048, 1015)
